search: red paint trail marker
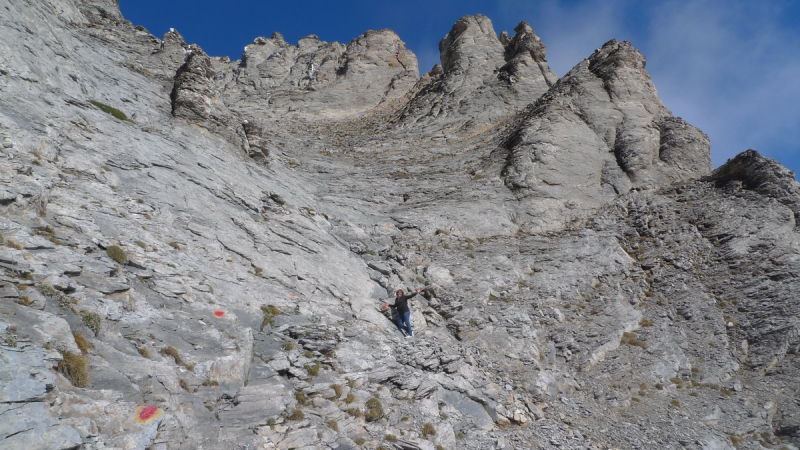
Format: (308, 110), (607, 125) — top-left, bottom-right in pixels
(212, 310), (226, 318)
(289, 293), (297, 297)
(135, 405), (163, 424)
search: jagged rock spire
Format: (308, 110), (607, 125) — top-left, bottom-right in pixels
(707, 149), (800, 227)
(227, 28), (418, 118)
(501, 39), (712, 232)
(396, 15), (556, 133)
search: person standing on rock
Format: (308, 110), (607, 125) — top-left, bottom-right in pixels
(390, 288), (422, 338)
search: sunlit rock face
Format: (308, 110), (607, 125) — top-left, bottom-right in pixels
(1, 1), (798, 449)
(501, 39), (712, 232)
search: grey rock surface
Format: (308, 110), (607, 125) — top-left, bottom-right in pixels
(0, 1), (798, 449)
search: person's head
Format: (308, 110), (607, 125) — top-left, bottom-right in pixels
(396, 289), (404, 297)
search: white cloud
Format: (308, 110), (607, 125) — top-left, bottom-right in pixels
(640, 0), (800, 169)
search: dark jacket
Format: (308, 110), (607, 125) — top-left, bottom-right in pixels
(391, 292), (418, 314)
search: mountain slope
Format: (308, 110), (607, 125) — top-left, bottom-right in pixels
(1, 1), (798, 449)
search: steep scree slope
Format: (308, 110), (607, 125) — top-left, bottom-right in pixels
(0, 1), (798, 449)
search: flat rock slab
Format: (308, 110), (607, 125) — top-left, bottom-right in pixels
(0, 402), (82, 450)
(0, 345), (57, 402)
(2, 306), (81, 354)
(440, 388), (494, 431)
(223, 381), (291, 424)
(72, 274), (130, 294)
(0, 283), (19, 298)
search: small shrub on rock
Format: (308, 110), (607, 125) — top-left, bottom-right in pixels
(59, 295), (78, 311)
(58, 350), (89, 387)
(73, 332), (93, 354)
(89, 100), (132, 122)
(160, 346), (183, 365)
(295, 390), (309, 406)
(2, 335), (17, 347)
(287, 409), (304, 421)
(260, 305), (281, 330)
(346, 408), (362, 417)
(179, 378), (191, 392)
(37, 283), (59, 297)
(422, 422), (436, 438)
(6, 239), (23, 250)
(304, 361), (321, 376)
(81, 312), (102, 336)
(620, 331), (647, 348)
(106, 245), (128, 264)
(365, 397), (383, 422)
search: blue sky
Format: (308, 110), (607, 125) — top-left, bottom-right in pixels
(119, 0), (800, 177)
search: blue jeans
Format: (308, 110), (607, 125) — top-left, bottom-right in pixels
(396, 311), (412, 336)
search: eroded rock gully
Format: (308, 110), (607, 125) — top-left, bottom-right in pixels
(0, 1), (798, 449)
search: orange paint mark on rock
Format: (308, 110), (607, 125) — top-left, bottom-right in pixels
(289, 293), (297, 297)
(135, 405), (163, 424)
(212, 310), (226, 318)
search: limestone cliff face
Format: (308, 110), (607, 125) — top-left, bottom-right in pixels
(221, 28), (418, 118)
(501, 39), (713, 231)
(1, 1), (799, 449)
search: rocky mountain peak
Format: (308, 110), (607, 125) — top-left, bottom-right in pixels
(588, 39), (647, 78)
(395, 15), (556, 134)
(341, 28), (417, 80)
(500, 38), (711, 231)
(439, 14), (504, 74)
(707, 149), (800, 226)
(227, 26), (417, 119)
(505, 21), (547, 62)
